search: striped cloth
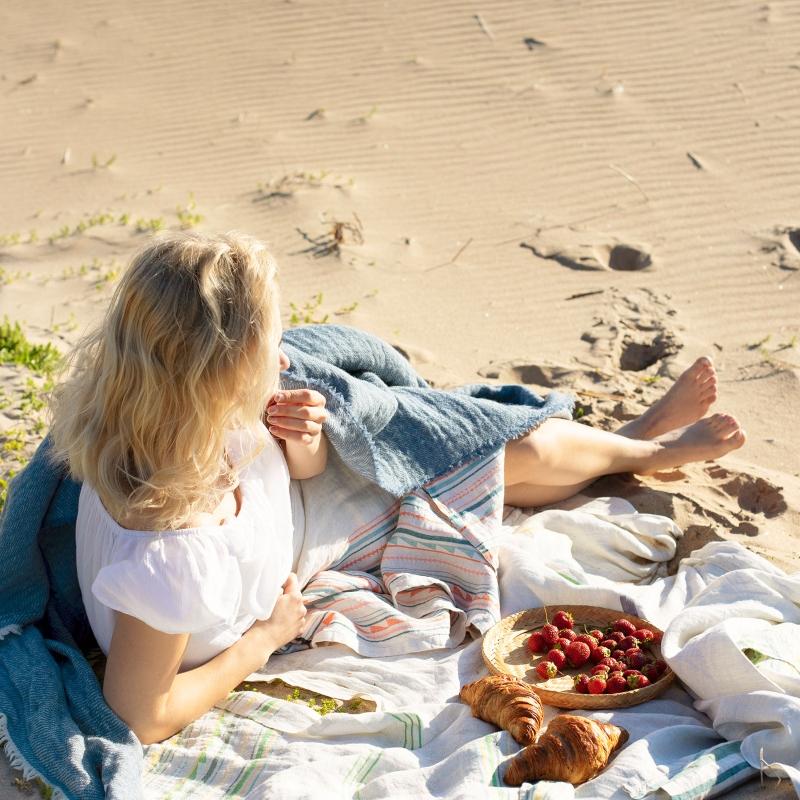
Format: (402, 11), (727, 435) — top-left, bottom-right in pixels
(657, 740), (758, 799)
(285, 446), (506, 658)
(139, 690), (557, 800)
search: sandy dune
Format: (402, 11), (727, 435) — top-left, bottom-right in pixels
(1, 0), (798, 796)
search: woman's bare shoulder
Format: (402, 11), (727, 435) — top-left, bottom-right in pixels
(115, 484), (242, 531)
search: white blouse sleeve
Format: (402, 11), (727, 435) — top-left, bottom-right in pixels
(91, 533), (243, 635)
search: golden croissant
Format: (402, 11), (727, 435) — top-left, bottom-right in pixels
(503, 714), (629, 786)
(459, 675), (544, 745)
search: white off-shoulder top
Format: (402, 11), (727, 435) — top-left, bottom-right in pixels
(75, 424), (294, 672)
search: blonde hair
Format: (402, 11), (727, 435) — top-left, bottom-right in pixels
(46, 229), (282, 531)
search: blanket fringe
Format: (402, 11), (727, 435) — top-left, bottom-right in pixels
(0, 713), (68, 800)
(0, 624), (22, 641)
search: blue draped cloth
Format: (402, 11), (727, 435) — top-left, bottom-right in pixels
(0, 323), (574, 799)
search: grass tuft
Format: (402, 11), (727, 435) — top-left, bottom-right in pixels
(176, 193), (204, 228)
(0, 318), (62, 374)
(293, 212), (364, 258)
(91, 152), (117, 169)
(288, 293), (329, 326)
(135, 217), (165, 233)
(0, 231), (22, 246)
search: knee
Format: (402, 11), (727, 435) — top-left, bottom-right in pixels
(504, 420), (557, 483)
(515, 423), (555, 462)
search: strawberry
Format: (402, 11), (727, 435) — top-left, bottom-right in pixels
(600, 639), (617, 650)
(587, 675), (607, 695)
(591, 664), (611, 675)
(606, 674), (628, 693)
(573, 674), (590, 694)
(650, 629), (663, 644)
(652, 660), (668, 678)
(566, 641), (591, 667)
(609, 631), (625, 644)
(527, 631), (548, 654)
(590, 646), (611, 664)
(552, 610), (574, 630)
(619, 635), (640, 651)
(559, 629), (577, 642)
(557, 637), (573, 651)
(599, 656), (619, 670)
(634, 628), (655, 643)
(627, 673), (651, 690)
(547, 649), (567, 669)
(607, 670), (624, 679)
(623, 669), (642, 678)
(541, 624), (560, 645)
(536, 660), (558, 680)
(613, 619), (637, 637)
(642, 663), (659, 681)
(575, 634), (598, 649)
(612, 649), (627, 661)
(626, 649), (647, 670)
(588, 629), (605, 641)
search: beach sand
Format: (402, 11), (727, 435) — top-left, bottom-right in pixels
(1, 0), (798, 796)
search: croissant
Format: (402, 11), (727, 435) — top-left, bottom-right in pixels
(503, 714), (629, 786)
(459, 675), (544, 745)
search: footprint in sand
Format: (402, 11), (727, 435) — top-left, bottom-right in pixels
(580, 288), (684, 374)
(705, 464), (788, 518)
(618, 332), (682, 371)
(759, 225), (800, 272)
(477, 361), (583, 387)
(520, 227), (654, 272)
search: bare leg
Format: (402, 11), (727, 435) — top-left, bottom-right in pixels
(503, 366), (745, 511)
(504, 478), (599, 508)
(504, 415), (745, 506)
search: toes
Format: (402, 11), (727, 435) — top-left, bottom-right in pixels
(698, 355), (715, 369)
(728, 429), (746, 450)
(708, 413), (739, 435)
(700, 371), (717, 385)
(720, 415), (741, 436)
(689, 360), (716, 386)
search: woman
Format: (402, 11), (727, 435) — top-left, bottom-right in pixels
(46, 230), (744, 745)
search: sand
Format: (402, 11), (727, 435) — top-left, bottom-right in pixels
(1, 0), (798, 797)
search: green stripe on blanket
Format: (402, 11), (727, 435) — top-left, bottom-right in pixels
(144, 696), (421, 797)
(659, 740), (757, 800)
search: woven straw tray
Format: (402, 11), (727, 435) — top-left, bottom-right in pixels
(482, 604), (675, 709)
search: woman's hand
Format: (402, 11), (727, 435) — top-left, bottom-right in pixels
(265, 389), (329, 479)
(246, 572), (308, 653)
(265, 389), (328, 444)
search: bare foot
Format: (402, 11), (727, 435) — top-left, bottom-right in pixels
(619, 357), (718, 440)
(638, 413), (746, 474)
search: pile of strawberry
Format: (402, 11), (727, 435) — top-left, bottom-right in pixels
(527, 609), (668, 695)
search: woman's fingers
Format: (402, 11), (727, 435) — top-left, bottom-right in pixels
(282, 572), (299, 593)
(267, 404), (327, 423)
(272, 389), (326, 407)
(268, 417), (323, 435)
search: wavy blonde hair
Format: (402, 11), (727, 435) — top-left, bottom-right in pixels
(46, 229), (282, 531)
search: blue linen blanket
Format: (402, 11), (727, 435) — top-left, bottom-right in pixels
(0, 323), (573, 800)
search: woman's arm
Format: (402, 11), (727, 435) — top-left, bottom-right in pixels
(280, 429), (328, 480)
(265, 388), (329, 479)
(104, 574), (307, 744)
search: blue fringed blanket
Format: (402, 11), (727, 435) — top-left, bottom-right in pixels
(0, 323), (573, 799)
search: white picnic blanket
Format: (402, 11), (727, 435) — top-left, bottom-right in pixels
(139, 496), (800, 799)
